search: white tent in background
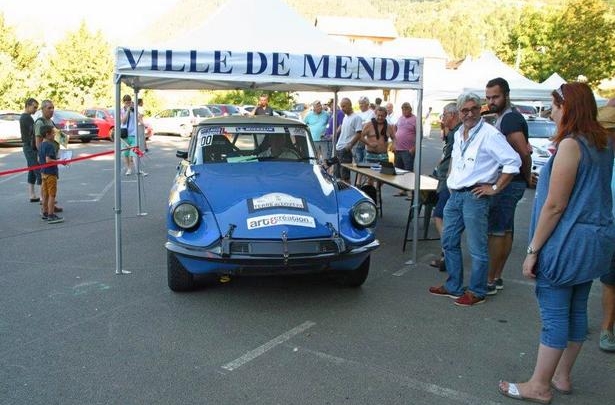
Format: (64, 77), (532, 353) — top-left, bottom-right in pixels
(425, 51), (554, 103)
(541, 72), (567, 89)
(113, 0), (427, 272)
(458, 51), (554, 101)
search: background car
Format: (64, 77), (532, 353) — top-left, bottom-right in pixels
(205, 104), (242, 117)
(0, 111), (22, 146)
(82, 107), (114, 139)
(149, 106), (213, 137)
(82, 107), (153, 141)
(166, 115), (379, 292)
(527, 116), (557, 174)
(33, 110), (99, 143)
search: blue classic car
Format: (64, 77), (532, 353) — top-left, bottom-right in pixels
(166, 115), (379, 291)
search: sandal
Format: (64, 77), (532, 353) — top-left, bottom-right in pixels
(498, 381), (552, 404)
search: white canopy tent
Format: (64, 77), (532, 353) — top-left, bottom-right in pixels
(113, 0), (426, 273)
(424, 51), (555, 103)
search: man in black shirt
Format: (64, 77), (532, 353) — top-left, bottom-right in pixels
(485, 77), (532, 295)
(20, 97), (40, 202)
(253, 94), (274, 116)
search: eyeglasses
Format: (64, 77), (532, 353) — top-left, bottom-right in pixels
(460, 106), (480, 115)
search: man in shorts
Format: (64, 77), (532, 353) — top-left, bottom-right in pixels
(484, 78), (532, 295)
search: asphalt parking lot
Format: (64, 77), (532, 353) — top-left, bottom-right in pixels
(0, 135), (613, 405)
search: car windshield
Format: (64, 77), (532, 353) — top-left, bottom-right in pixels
(192, 125), (314, 164)
(528, 120), (556, 138)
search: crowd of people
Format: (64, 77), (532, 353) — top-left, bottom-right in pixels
(297, 80), (615, 403)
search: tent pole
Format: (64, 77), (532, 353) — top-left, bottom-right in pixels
(409, 89), (424, 265)
(133, 89), (148, 217)
(114, 77), (128, 274)
(331, 91), (339, 159)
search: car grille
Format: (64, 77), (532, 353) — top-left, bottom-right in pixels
(228, 239), (341, 256)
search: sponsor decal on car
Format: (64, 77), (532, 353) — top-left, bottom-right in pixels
(249, 192), (306, 212)
(247, 214), (315, 229)
(230, 126), (285, 133)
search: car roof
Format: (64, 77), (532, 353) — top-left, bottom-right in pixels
(197, 115), (308, 127)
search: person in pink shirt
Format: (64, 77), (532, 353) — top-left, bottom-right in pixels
(393, 102), (417, 173)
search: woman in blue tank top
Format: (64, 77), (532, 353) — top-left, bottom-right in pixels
(499, 83), (615, 403)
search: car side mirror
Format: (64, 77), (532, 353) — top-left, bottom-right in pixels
(176, 150), (188, 159)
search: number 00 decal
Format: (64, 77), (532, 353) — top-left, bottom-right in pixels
(200, 135), (213, 146)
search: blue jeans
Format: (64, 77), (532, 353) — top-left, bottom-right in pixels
(23, 144), (41, 185)
(353, 143), (365, 164)
(394, 150), (415, 171)
(442, 190), (490, 297)
(335, 148), (353, 182)
(535, 278), (593, 349)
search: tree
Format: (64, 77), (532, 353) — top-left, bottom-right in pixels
(498, 0), (615, 87)
(0, 13), (41, 110)
(211, 90), (295, 110)
(43, 22), (114, 110)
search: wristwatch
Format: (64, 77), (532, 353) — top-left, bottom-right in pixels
(526, 245), (538, 255)
(491, 184), (498, 192)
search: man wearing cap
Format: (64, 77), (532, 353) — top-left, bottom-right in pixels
(598, 99), (615, 352)
(304, 100), (331, 161)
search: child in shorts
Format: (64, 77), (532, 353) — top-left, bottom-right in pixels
(38, 124), (64, 224)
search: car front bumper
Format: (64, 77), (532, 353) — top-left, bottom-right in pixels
(165, 238), (379, 276)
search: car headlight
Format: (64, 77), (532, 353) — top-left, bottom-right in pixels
(173, 203), (200, 229)
(351, 201), (377, 228)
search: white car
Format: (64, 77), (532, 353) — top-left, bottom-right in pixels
(527, 117), (556, 174)
(149, 106), (214, 137)
(0, 111), (22, 145)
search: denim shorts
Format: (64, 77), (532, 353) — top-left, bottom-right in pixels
(535, 278), (593, 349)
(488, 180), (526, 235)
(600, 254), (615, 285)
(433, 187), (450, 219)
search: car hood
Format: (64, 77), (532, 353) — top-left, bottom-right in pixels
(192, 162), (339, 239)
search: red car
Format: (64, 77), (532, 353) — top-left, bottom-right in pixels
(82, 107), (153, 140)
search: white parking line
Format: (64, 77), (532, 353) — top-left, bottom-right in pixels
(0, 173), (21, 184)
(221, 321), (316, 371)
(67, 179), (115, 203)
(298, 346), (502, 405)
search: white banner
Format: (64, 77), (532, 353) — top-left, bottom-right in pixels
(116, 48), (423, 89)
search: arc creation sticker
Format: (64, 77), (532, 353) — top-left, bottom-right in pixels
(247, 214), (316, 229)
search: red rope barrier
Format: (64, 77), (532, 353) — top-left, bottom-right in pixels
(0, 146), (143, 177)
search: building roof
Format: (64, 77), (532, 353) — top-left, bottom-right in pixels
(379, 37), (448, 60)
(314, 16), (398, 40)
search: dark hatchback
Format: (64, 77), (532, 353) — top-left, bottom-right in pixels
(52, 110), (99, 143)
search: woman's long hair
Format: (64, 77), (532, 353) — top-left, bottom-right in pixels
(552, 82), (608, 149)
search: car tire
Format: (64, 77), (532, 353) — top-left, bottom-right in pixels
(109, 127), (115, 141)
(336, 256), (370, 287)
(82, 138), (91, 143)
(167, 251), (195, 292)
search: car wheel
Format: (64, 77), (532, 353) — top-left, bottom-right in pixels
(109, 127), (115, 141)
(82, 138), (91, 143)
(336, 256), (370, 287)
(167, 251), (195, 291)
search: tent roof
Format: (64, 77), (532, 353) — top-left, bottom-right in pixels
(115, 0), (423, 92)
(541, 72), (566, 89)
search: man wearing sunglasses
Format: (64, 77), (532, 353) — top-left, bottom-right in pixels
(429, 92), (521, 307)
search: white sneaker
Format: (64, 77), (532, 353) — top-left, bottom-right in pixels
(138, 171), (148, 177)
(125, 168), (132, 176)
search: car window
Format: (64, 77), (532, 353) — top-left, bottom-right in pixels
(192, 108), (213, 118)
(528, 121), (556, 138)
(83, 110), (95, 118)
(225, 105), (240, 115)
(192, 125), (313, 164)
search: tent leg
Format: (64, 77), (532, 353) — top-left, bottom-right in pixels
(114, 78), (130, 275)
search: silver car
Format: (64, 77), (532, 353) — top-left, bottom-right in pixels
(149, 106), (214, 137)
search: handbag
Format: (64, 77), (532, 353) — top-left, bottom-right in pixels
(120, 110), (130, 138)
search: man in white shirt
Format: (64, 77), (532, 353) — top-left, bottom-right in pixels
(429, 92), (521, 307)
(335, 97), (363, 182)
(385, 102), (398, 127)
(353, 96), (374, 163)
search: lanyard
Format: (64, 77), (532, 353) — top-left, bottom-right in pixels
(460, 119), (484, 158)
